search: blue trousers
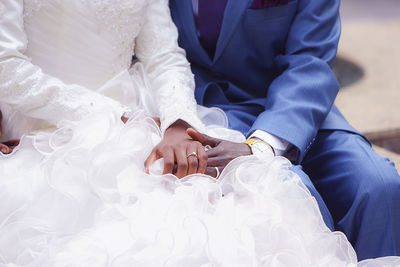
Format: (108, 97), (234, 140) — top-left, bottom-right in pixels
(222, 107), (400, 259)
(293, 130), (400, 260)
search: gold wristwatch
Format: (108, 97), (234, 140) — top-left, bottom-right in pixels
(244, 138), (275, 155)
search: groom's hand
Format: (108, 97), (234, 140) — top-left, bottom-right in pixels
(187, 129), (251, 178)
(145, 120), (207, 178)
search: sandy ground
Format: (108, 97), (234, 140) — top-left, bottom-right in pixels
(335, 1), (400, 170)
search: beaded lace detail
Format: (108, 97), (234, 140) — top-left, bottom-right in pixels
(86, 0), (148, 72)
(156, 70), (202, 132)
(23, 0), (147, 71)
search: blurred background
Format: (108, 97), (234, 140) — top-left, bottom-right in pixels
(334, 0), (400, 170)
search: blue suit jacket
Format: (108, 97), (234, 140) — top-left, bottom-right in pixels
(169, 0), (358, 162)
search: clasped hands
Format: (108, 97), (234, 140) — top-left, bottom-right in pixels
(1, 115), (252, 178)
(144, 120), (252, 178)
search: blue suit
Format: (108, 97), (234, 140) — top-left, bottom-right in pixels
(169, 0), (400, 260)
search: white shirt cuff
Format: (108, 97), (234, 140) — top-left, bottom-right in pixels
(249, 130), (291, 156)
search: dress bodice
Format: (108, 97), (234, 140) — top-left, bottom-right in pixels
(23, 0), (147, 89)
(0, 0), (204, 141)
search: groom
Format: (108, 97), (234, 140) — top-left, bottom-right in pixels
(169, 0), (400, 260)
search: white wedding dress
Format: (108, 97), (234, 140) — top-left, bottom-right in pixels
(0, 0), (398, 266)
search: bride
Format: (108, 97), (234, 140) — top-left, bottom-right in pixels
(0, 0), (398, 266)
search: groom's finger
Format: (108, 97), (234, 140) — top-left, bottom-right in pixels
(187, 128), (220, 147)
(205, 157), (226, 167)
(144, 150), (160, 173)
(205, 147), (221, 158)
(186, 128), (207, 144)
(205, 166), (222, 178)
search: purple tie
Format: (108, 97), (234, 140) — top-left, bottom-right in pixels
(197, 0), (228, 57)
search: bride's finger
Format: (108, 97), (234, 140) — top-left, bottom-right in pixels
(196, 144), (208, 174)
(0, 143), (11, 154)
(186, 144), (198, 175)
(162, 148), (175, 175)
(174, 147), (188, 178)
(144, 149), (160, 173)
(3, 139), (20, 147)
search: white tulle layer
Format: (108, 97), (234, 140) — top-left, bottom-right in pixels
(0, 110), (399, 267)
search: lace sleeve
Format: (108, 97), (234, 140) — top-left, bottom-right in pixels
(134, 0), (205, 134)
(0, 0), (128, 126)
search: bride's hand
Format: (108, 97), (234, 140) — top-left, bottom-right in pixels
(0, 110), (20, 154)
(0, 140), (11, 154)
(0, 111), (9, 154)
(0, 140), (20, 154)
(144, 120), (208, 178)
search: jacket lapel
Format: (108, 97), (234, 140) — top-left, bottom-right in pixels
(213, 0), (252, 63)
(173, 0), (212, 65)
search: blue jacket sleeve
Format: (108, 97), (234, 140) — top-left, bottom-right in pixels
(248, 0), (341, 163)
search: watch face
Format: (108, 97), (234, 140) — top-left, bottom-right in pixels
(251, 141), (271, 154)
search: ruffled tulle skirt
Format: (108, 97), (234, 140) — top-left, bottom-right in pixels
(0, 66), (398, 266)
